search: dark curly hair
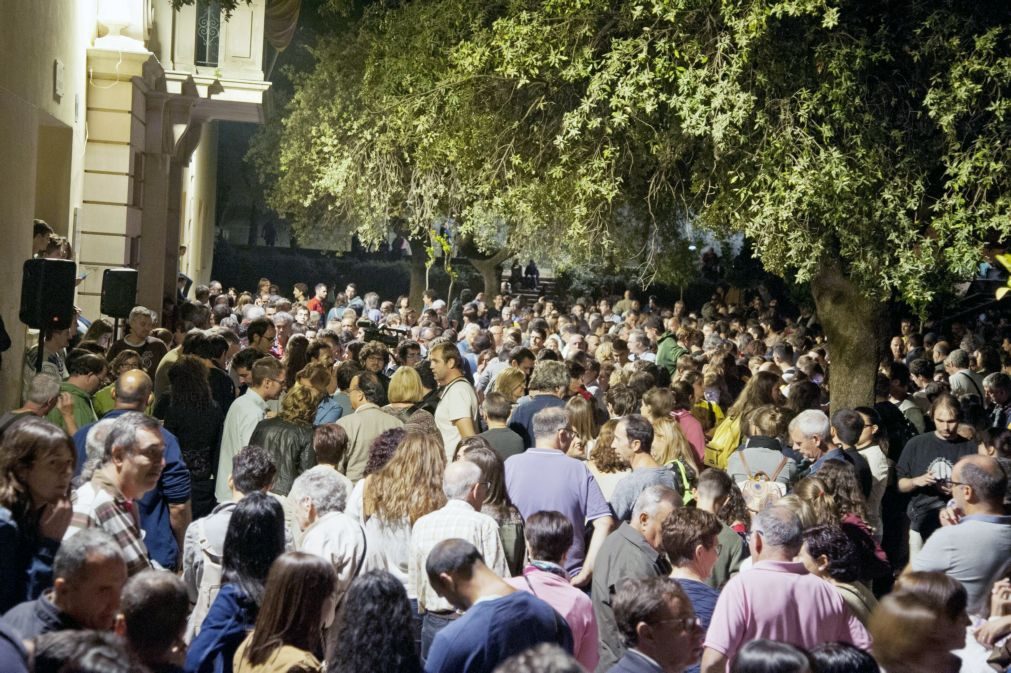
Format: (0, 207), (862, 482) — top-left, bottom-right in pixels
(364, 427), (406, 476)
(327, 570), (421, 673)
(802, 525), (862, 583)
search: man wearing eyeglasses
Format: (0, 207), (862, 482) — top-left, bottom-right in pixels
(609, 576), (704, 673)
(700, 507), (870, 673)
(214, 357), (285, 504)
(909, 454), (1011, 615)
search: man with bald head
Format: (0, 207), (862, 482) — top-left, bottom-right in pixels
(72, 370), (192, 571)
(910, 454), (1011, 614)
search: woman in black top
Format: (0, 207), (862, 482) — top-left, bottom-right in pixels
(157, 355), (224, 518)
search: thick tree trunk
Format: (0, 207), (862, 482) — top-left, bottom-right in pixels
(809, 263), (884, 414)
(408, 251), (427, 309)
(469, 249), (512, 297)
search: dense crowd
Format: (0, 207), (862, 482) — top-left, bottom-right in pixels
(3, 271), (1011, 673)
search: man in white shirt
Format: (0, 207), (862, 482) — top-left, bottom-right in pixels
(430, 341), (478, 461)
(214, 357), (285, 503)
(409, 460), (507, 659)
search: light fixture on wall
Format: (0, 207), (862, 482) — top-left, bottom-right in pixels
(95, 0), (145, 51)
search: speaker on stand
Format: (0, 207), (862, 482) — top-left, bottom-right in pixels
(20, 258), (77, 373)
(101, 267), (138, 342)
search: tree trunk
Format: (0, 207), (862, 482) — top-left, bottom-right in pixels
(468, 249), (512, 297)
(408, 250), (427, 309)
(809, 262), (884, 414)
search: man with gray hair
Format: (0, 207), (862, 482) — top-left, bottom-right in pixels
(509, 360), (570, 448)
(505, 407), (615, 588)
(106, 306), (168, 379)
(789, 408), (870, 492)
(591, 485), (679, 672)
(66, 412), (165, 576)
(3, 529), (127, 639)
(699, 506), (870, 672)
(71, 369), (192, 572)
(0, 373), (73, 440)
(291, 465), (365, 594)
(946, 348), (984, 400)
(983, 371), (1011, 429)
(410, 460), (508, 658)
(75, 417), (117, 486)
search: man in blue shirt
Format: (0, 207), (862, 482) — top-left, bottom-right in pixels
(508, 361), (568, 448)
(72, 370), (191, 571)
(424, 539), (573, 673)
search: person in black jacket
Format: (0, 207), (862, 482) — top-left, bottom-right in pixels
(249, 383), (319, 496)
(155, 356), (224, 520)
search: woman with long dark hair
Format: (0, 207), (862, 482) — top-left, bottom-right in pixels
(0, 417), (74, 613)
(234, 552), (338, 673)
(455, 438), (525, 575)
(327, 570), (421, 673)
(157, 355), (224, 518)
(185, 492), (286, 673)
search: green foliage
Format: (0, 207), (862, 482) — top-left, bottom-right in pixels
(257, 0), (1011, 306)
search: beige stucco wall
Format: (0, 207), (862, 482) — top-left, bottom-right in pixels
(0, 0), (96, 411)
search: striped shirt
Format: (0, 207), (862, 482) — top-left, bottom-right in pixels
(66, 469), (151, 576)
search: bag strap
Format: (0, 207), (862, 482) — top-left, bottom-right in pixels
(738, 451), (755, 478)
(769, 456), (789, 481)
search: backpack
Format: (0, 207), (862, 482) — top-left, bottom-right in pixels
(737, 452), (788, 513)
(704, 416), (742, 469)
(666, 460), (697, 506)
(185, 518), (223, 644)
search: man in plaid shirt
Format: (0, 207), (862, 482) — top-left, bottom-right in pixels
(66, 412), (165, 575)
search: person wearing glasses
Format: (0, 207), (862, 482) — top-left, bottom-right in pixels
(608, 576), (704, 673)
(662, 508), (723, 673)
(215, 357), (285, 504)
(699, 506), (870, 673)
(908, 454), (1011, 617)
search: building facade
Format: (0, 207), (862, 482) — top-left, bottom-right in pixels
(0, 0), (277, 409)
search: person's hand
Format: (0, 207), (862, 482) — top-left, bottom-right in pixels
(975, 615), (1011, 647)
(57, 392), (75, 417)
(991, 579), (1011, 618)
(939, 507), (963, 527)
(914, 472), (937, 488)
(38, 498), (73, 541)
(570, 567), (592, 588)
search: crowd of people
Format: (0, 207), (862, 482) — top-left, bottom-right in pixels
(3, 271), (1011, 673)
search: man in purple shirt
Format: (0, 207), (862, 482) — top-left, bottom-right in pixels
(505, 407), (616, 587)
(700, 506), (870, 672)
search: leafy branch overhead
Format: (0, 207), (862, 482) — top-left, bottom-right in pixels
(256, 0), (1011, 303)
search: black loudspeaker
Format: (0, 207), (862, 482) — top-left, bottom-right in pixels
(20, 258), (77, 330)
(101, 268), (139, 318)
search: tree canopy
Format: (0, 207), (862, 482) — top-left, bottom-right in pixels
(257, 0), (1011, 310)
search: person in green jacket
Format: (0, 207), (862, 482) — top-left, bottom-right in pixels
(46, 352), (107, 433)
(655, 321), (689, 376)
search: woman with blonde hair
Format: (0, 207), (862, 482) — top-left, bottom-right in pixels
(652, 416), (698, 502)
(248, 383), (321, 496)
(493, 366), (527, 406)
(586, 420), (630, 500)
(726, 404), (796, 488)
(381, 367), (436, 433)
(360, 431), (446, 623)
(565, 395), (598, 458)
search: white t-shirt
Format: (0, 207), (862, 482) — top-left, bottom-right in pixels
(435, 378), (478, 461)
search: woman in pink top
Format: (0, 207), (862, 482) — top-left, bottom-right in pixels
(672, 381), (706, 463)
